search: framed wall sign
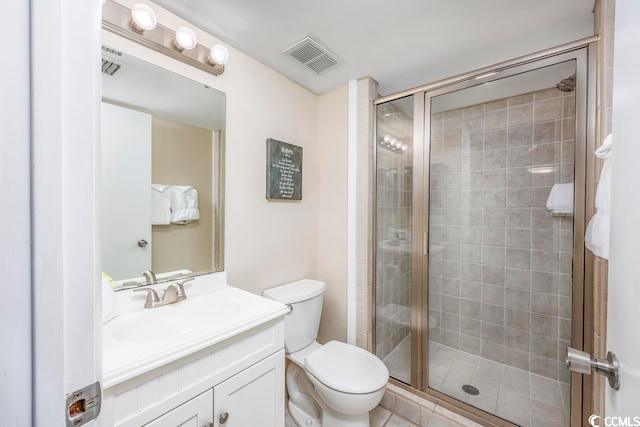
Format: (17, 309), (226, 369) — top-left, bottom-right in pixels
(266, 138), (303, 200)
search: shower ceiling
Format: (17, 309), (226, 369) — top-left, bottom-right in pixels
(152, 0), (594, 95)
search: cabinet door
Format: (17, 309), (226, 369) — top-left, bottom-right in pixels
(144, 389), (213, 427)
(213, 350), (285, 427)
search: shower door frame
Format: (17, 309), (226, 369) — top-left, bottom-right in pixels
(373, 39), (597, 427)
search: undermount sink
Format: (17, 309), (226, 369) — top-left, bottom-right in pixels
(112, 293), (242, 342)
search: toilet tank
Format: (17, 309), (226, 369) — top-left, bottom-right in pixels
(263, 279), (325, 353)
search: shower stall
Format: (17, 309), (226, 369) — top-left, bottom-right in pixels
(374, 47), (593, 427)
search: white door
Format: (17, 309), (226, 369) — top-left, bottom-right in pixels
(213, 351), (285, 427)
(101, 102), (152, 280)
(604, 0), (640, 422)
(18, 0), (101, 425)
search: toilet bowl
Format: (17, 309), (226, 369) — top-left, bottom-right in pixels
(264, 280), (389, 427)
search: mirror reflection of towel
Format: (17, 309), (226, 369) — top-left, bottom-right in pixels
(151, 184), (171, 225)
(171, 186), (200, 224)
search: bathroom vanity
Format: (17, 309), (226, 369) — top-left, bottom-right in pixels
(100, 273), (288, 426)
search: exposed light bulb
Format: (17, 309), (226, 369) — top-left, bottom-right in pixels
(175, 26), (198, 50)
(131, 3), (157, 32)
(209, 44), (229, 65)
(383, 134), (391, 143)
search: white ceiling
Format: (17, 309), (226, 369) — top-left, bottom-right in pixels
(152, 0), (595, 96)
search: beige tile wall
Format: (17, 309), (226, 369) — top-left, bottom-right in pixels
(356, 77), (379, 351)
(428, 86), (576, 383)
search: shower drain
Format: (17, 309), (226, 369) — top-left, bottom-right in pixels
(461, 384), (480, 395)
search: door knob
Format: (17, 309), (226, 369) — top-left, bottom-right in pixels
(566, 347), (620, 390)
(219, 412), (229, 424)
(137, 239), (148, 247)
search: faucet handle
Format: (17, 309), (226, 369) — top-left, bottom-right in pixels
(142, 270), (157, 285)
(134, 288), (161, 308)
(175, 278), (194, 301)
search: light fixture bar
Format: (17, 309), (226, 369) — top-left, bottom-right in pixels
(102, 0), (227, 77)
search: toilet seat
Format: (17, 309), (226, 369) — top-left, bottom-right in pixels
(304, 341), (389, 394)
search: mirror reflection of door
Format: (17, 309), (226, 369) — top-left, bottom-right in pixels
(101, 102), (152, 279)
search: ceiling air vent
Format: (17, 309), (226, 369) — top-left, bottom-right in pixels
(102, 59), (122, 76)
(283, 36), (342, 75)
(101, 46), (126, 76)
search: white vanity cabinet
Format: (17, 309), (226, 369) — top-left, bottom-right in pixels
(143, 350), (283, 427)
(101, 318), (285, 427)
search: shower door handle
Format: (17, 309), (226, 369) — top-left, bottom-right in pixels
(566, 347), (620, 390)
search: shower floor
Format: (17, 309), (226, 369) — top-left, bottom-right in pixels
(383, 337), (570, 427)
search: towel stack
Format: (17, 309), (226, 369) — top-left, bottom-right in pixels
(151, 184), (172, 225)
(546, 183), (574, 215)
(151, 184), (200, 225)
(171, 186), (200, 224)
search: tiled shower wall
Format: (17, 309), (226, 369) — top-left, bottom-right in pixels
(428, 87), (575, 383)
(375, 104), (413, 361)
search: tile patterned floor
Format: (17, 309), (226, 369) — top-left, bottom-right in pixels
(383, 338), (570, 427)
(286, 405), (465, 427)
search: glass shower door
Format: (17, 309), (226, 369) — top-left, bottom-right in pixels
(426, 60), (582, 427)
(374, 95), (415, 385)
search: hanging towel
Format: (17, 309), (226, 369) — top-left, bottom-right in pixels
(546, 183), (574, 215)
(585, 134), (612, 259)
(151, 184), (172, 225)
(171, 185), (200, 223)
(101, 272), (119, 324)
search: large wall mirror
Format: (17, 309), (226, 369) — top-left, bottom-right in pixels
(101, 46), (225, 282)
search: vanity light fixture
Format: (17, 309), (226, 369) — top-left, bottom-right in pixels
(380, 134), (408, 153)
(102, 0), (229, 77)
(209, 44), (230, 66)
(130, 3), (157, 33)
(174, 26), (198, 51)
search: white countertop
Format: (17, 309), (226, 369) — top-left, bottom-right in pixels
(102, 272), (288, 388)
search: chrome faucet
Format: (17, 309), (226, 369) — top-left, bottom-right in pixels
(142, 270), (158, 285)
(134, 278), (193, 308)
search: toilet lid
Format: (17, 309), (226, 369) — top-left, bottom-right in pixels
(304, 341), (389, 393)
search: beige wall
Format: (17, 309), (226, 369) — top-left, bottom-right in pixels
(151, 116), (213, 274)
(316, 85), (349, 343)
(104, 1), (349, 342)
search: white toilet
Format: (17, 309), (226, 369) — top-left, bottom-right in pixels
(264, 279), (389, 427)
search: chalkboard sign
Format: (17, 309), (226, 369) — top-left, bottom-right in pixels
(266, 139), (303, 200)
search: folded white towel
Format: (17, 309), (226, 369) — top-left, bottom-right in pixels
(151, 184), (172, 225)
(171, 185), (200, 224)
(101, 273), (118, 324)
(546, 183), (574, 214)
(585, 134), (612, 259)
